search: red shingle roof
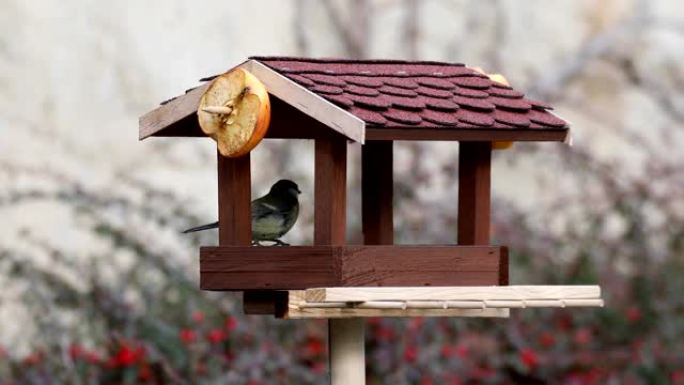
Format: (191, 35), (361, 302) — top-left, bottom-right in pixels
(250, 57), (568, 130)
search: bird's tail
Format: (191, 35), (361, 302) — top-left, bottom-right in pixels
(182, 221), (219, 233)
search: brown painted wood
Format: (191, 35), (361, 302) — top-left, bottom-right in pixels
(217, 153), (252, 246)
(339, 245), (503, 286)
(200, 245), (506, 289)
(365, 128), (568, 142)
(201, 246), (338, 290)
(362, 141), (394, 245)
(499, 246), (509, 285)
(458, 141), (491, 245)
(314, 136), (348, 245)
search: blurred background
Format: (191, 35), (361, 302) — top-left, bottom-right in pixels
(1, 0), (684, 383)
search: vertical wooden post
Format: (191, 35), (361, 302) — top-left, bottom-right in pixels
(315, 136), (364, 385)
(362, 141), (394, 245)
(314, 137), (347, 245)
(217, 152), (251, 246)
(458, 141), (491, 245)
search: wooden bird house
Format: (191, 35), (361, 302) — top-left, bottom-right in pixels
(140, 57), (603, 384)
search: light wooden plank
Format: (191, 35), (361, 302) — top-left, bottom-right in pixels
(139, 82), (211, 140)
(285, 291), (509, 319)
(306, 285), (601, 303)
(246, 60), (366, 143)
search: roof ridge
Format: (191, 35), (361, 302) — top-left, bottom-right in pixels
(249, 56), (466, 67)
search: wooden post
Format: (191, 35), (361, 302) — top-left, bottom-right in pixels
(458, 142), (491, 245)
(314, 136), (365, 385)
(217, 152), (251, 246)
(362, 141), (394, 245)
(315, 137), (347, 245)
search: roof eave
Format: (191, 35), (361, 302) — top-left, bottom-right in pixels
(138, 59), (366, 143)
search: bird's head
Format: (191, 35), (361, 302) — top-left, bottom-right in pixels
(270, 179), (301, 200)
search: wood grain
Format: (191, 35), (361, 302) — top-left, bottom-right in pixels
(314, 136), (348, 245)
(361, 141), (394, 245)
(138, 82), (211, 140)
(306, 285), (602, 303)
(216, 153), (251, 246)
(286, 290), (510, 319)
(199, 245), (507, 290)
(458, 141), (491, 245)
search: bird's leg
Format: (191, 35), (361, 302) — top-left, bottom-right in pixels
(272, 239), (290, 246)
(251, 240), (264, 246)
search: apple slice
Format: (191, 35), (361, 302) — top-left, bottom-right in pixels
(197, 68), (271, 157)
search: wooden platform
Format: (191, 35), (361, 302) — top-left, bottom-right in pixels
(280, 285), (603, 319)
(200, 245), (508, 290)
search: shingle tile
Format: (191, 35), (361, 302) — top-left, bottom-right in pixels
(416, 87), (452, 98)
(346, 85), (381, 96)
(528, 109), (567, 127)
(453, 87), (489, 99)
(379, 85), (418, 97)
(456, 109), (495, 126)
(391, 96), (426, 110)
(350, 106), (388, 125)
(416, 77), (456, 90)
(489, 87), (524, 98)
(382, 109), (423, 125)
(349, 94), (392, 109)
(322, 94), (354, 108)
(494, 109), (530, 127)
(343, 76), (383, 87)
(489, 96), (532, 111)
(311, 85), (345, 95)
(451, 76), (492, 89)
(452, 95), (496, 111)
(381, 77), (420, 89)
(303, 73), (347, 87)
(420, 96), (459, 111)
(423, 110), (459, 126)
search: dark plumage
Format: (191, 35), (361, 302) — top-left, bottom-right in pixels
(182, 179), (301, 245)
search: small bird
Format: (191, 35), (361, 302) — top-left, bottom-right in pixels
(183, 179), (301, 246)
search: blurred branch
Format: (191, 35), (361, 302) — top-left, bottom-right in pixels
(528, 1), (651, 99)
(294, 0), (310, 56)
(403, 0), (419, 60)
(321, 0), (370, 58)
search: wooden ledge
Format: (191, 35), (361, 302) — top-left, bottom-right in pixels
(278, 285), (603, 319)
(200, 245), (508, 291)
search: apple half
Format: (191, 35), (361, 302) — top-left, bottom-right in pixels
(197, 68), (271, 157)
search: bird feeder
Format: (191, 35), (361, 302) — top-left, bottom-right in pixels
(139, 57), (603, 385)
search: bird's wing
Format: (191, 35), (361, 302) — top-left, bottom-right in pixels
(251, 198), (281, 219)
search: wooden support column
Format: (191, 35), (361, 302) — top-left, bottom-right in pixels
(315, 136), (364, 385)
(458, 142), (491, 245)
(217, 152), (251, 246)
(315, 136), (347, 245)
(362, 141), (394, 245)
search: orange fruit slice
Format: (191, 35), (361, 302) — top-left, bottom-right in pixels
(197, 68), (271, 157)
